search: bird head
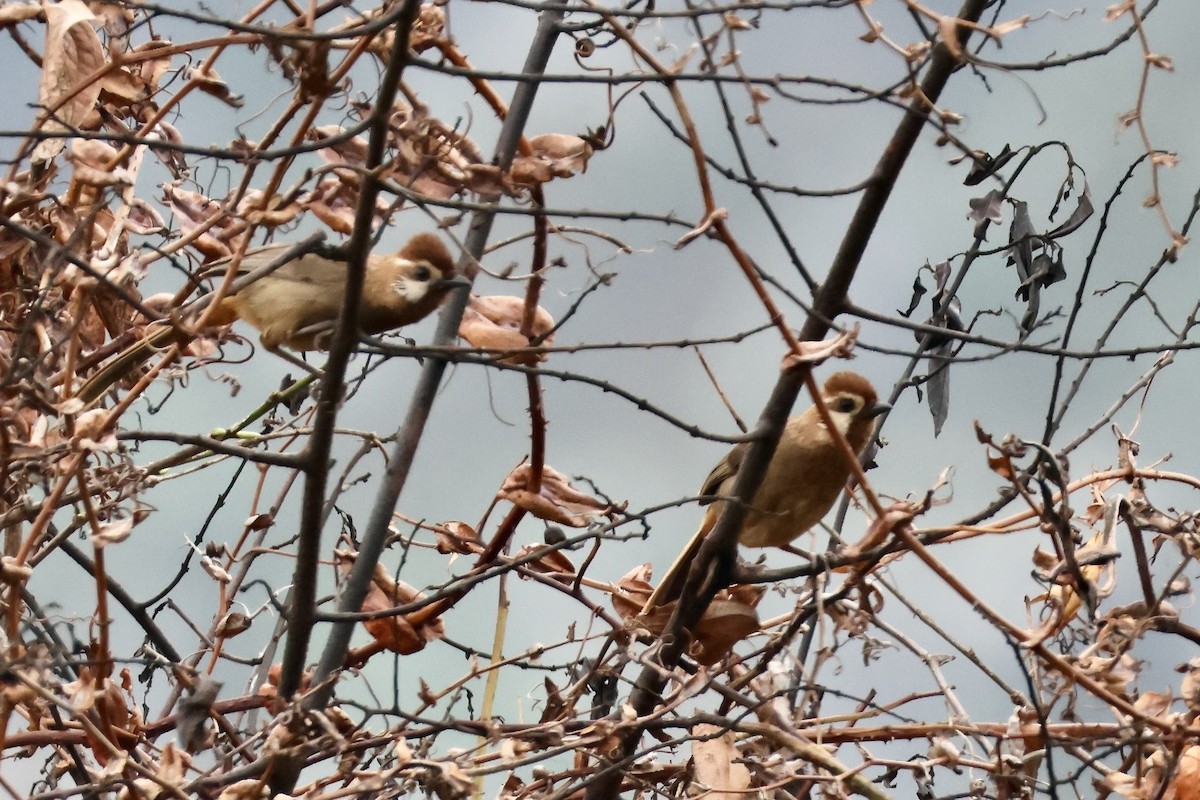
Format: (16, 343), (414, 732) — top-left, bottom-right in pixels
(387, 232), (469, 303)
(819, 371), (890, 451)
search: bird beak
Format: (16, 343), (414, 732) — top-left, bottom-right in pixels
(864, 401), (891, 419)
(436, 274), (472, 291)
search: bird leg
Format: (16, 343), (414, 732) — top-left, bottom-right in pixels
(265, 345), (323, 377)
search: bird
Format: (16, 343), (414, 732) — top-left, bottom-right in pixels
(642, 371), (888, 611)
(77, 232), (465, 401)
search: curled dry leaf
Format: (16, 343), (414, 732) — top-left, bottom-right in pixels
(213, 611), (251, 639)
(90, 515), (135, 547)
(834, 501), (915, 566)
(0, 5), (41, 25)
(257, 663), (311, 713)
(187, 66), (244, 108)
(217, 779), (270, 800)
(411, 3), (447, 52)
(433, 521), (484, 555)
(610, 564), (655, 621)
(1025, 530), (1112, 643)
(512, 543), (576, 584)
(161, 183), (239, 259)
(72, 408), (116, 451)
(511, 134), (593, 186)
(780, 327), (859, 371)
(1172, 745), (1200, 800)
(691, 595), (761, 665)
(126, 198), (165, 235)
(499, 464), (617, 527)
(692, 723), (752, 800)
(177, 675), (222, 753)
(459, 295), (555, 365)
(615, 565), (762, 665)
(1179, 658), (1200, 715)
(34, 0), (105, 162)
(236, 190), (303, 228)
(336, 551), (445, 655)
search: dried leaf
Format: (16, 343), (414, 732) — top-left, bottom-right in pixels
(1045, 187), (1094, 240)
(989, 15), (1031, 37)
(178, 676), (221, 752)
(691, 597), (760, 665)
(217, 779), (269, 800)
(213, 611), (251, 638)
(513, 543), (576, 582)
(691, 724), (752, 799)
(1169, 746), (1200, 800)
(0, 4), (41, 25)
(610, 564), (655, 622)
(187, 65), (244, 108)
(964, 147), (1017, 186)
(434, 521), (483, 555)
(499, 464), (617, 527)
(90, 515), (134, 547)
(34, 0), (105, 162)
(1008, 199), (1036, 289)
(458, 295), (556, 365)
(511, 134), (593, 186)
(336, 552), (445, 655)
(897, 272), (926, 318)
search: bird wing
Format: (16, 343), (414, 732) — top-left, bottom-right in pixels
(202, 246), (346, 289)
(698, 442), (744, 504)
(266, 251), (347, 288)
(641, 442), (744, 613)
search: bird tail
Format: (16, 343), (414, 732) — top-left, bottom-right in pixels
(640, 509), (716, 614)
(76, 323), (189, 402)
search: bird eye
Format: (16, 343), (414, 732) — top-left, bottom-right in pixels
(413, 265), (432, 282)
(834, 397), (857, 413)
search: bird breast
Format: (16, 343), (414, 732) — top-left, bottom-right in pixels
(731, 411), (855, 548)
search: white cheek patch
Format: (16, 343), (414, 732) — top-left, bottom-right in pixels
(828, 411), (854, 436)
(393, 277), (431, 303)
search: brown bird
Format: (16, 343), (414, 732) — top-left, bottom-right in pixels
(643, 371), (888, 611)
(78, 232), (464, 401)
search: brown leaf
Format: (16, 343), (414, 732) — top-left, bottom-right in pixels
(411, 3), (447, 52)
(691, 724), (752, 799)
(217, 779), (270, 800)
(187, 65), (244, 108)
(499, 464), (616, 527)
(336, 553), (445, 655)
(34, 0), (105, 162)
(89, 515), (135, 547)
(610, 564), (655, 622)
(213, 611), (251, 639)
(161, 183), (238, 259)
(513, 544), (576, 582)
(458, 295), (555, 365)
(1170, 745), (1200, 800)
(433, 521), (484, 555)
(691, 598), (760, 665)
(511, 134), (593, 186)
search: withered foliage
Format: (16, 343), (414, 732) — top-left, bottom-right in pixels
(1, 2), (1199, 800)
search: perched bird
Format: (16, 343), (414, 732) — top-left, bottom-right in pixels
(643, 371), (888, 611)
(78, 232), (464, 401)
